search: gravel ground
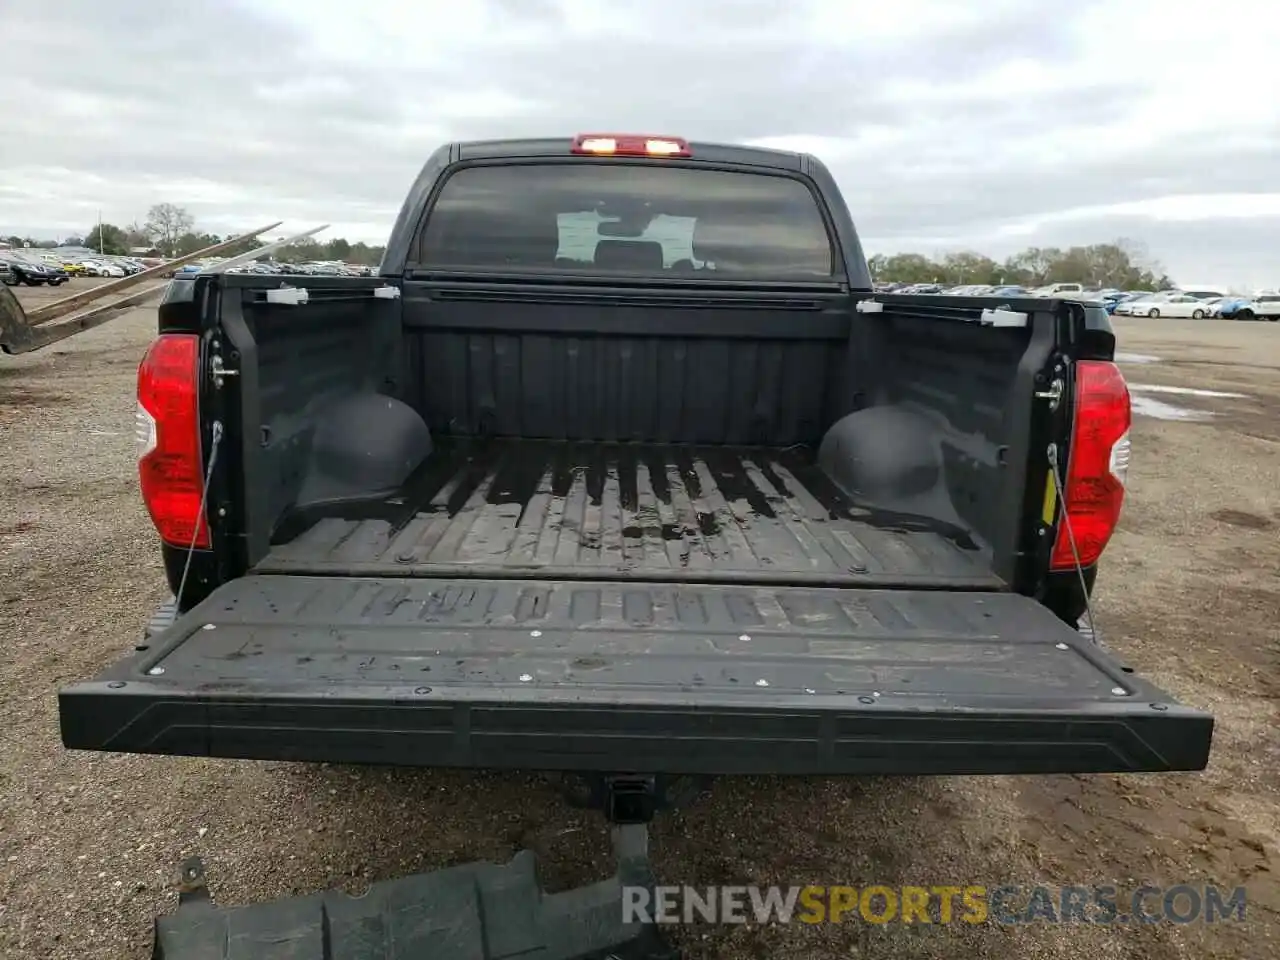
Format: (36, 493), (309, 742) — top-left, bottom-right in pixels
(1, 285), (1276, 959)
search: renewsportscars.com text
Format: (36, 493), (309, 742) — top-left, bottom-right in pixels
(623, 884), (1247, 926)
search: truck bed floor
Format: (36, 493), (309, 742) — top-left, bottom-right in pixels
(261, 439), (998, 588)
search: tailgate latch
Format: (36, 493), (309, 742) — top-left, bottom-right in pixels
(1035, 377), (1063, 410)
(210, 353), (239, 389)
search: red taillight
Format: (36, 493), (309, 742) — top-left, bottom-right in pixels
(135, 334), (210, 549)
(1050, 360), (1131, 570)
(570, 133), (692, 157)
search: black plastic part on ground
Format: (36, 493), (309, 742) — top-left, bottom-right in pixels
(151, 825), (679, 960)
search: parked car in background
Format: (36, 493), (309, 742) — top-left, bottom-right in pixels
(1231, 294), (1280, 322)
(1178, 286), (1228, 300)
(1113, 291), (1171, 315)
(1082, 290), (1128, 314)
(1209, 296), (1251, 319)
(0, 259), (14, 286)
(1030, 281), (1084, 296)
(112, 258), (144, 275)
(37, 254), (85, 275)
(0, 253), (69, 286)
(225, 261), (288, 276)
(76, 259), (126, 278)
(956, 284), (997, 295)
(1124, 294), (1211, 319)
(1117, 291), (1155, 304)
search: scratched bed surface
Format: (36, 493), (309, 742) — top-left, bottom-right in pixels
(262, 440), (994, 586)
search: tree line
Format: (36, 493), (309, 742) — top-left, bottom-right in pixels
(9, 212), (1174, 289)
(4, 203), (386, 267)
(869, 239), (1173, 290)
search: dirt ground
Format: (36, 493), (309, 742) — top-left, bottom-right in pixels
(1, 284), (1276, 959)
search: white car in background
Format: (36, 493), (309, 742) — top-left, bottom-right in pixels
(1172, 285), (1228, 300)
(1231, 294), (1280, 322)
(1029, 282), (1085, 296)
(1125, 294), (1212, 319)
(78, 259), (125, 278)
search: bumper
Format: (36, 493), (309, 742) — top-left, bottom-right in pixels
(59, 576), (1214, 777)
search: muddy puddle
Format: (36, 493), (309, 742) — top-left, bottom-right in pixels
(1127, 382), (1250, 421)
(1130, 394), (1215, 421)
(1127, 383), (1246, 399)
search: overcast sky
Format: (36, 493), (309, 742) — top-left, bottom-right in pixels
(2, 0), (1277, 286)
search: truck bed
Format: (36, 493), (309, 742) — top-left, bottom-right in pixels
(261, 439), (999, 588)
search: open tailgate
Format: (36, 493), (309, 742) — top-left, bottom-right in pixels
(59, 576), (1213, 775)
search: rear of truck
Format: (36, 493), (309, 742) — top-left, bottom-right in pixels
(59, 135), (1212, 812)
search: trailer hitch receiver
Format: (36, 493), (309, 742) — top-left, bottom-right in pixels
(558, 773), (708, 824)
(607, 776), (658, 825)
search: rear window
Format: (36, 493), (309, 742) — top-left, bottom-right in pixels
(415, 163), (836, 279)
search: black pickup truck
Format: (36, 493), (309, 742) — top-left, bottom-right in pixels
(58, 133), (1212, 955)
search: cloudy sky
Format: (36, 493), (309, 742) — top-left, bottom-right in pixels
(2, 0), (1277, 286)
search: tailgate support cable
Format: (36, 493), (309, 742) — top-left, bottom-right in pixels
(176, 420), (224, 608)
(1047, 442), (1100, 642)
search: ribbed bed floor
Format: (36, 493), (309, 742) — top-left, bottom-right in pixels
(261, 439), (998, 587)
